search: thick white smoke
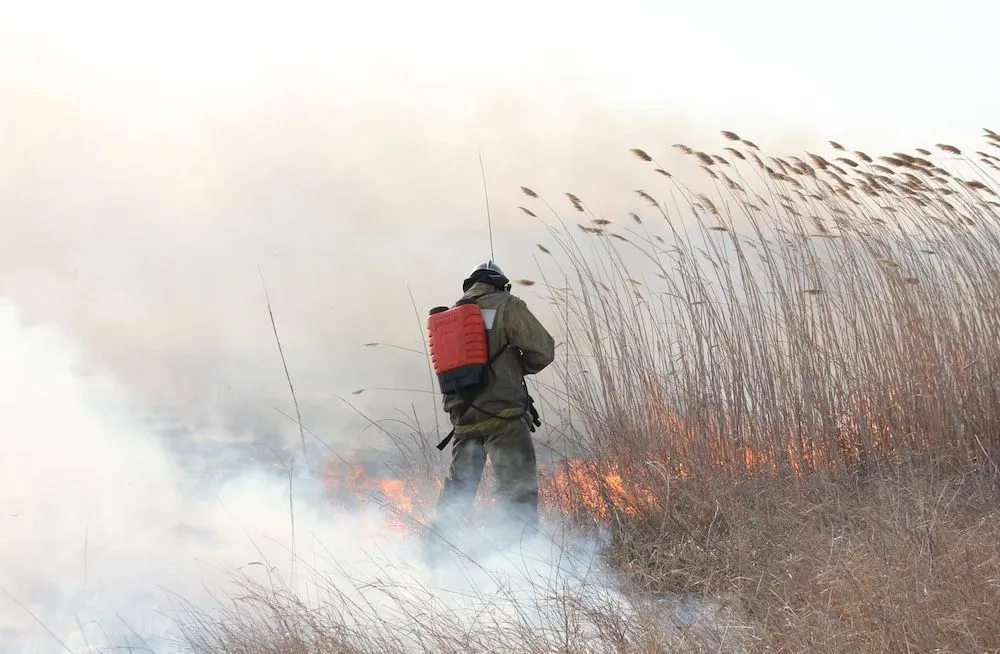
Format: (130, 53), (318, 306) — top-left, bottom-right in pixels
(0, 296), (307, 651)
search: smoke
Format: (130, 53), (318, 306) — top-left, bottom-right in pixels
(0, 5), (850, 449)
(1, 300), (744, 653)
(0, 297), (288, 650)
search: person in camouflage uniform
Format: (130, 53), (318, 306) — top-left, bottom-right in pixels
(429, 261), (555, 541)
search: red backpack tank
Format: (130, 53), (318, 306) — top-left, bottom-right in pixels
(427, 298), (490, 395)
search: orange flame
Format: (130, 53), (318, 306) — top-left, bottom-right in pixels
(321, 462), (438, 534)
(537, 458), (660, 520)
(321, 388), (912, 529)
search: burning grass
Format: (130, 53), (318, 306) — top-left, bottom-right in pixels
(182, 128), (1000, 653)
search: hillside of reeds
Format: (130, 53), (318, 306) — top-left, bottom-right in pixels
(179, 128), (1000, 653)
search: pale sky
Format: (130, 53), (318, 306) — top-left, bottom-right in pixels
(4, 0), (992, 144)
(0, 0), (995, 442)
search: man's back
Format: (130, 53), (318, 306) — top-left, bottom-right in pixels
(442, 280), (555, 427)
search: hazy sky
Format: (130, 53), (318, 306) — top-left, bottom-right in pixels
(1, 0), (995, 443)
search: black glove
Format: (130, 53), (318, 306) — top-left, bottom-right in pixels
(527, 394), (541, 432)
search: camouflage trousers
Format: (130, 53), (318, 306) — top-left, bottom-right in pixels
(430, 416), (539, 541)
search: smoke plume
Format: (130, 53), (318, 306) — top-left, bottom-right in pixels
(1, 299), (750, 652)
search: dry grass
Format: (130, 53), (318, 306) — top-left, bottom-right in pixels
(180, 127), (1000, 653)
(579, 466), (1000, 651)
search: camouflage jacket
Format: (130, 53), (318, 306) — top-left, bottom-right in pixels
(441, 281), (555, 429)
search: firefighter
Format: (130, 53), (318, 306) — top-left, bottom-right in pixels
(428, 261), (555, 545)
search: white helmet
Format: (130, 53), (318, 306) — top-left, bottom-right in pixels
(462, 261), (510, 292)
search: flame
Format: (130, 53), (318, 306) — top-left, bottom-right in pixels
(537, 458), (659, 520)
(321, 461), (438, 535)
(320, 455), (678, 530)
(635, 384), (913, 479)
(320, 388), (918, 529)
